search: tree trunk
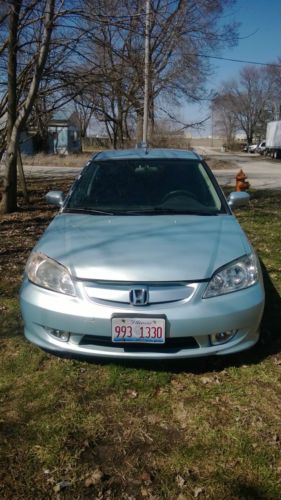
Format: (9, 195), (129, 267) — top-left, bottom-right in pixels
(0, 0), (54, 214)
(112, 123), (118, 149)
(136, 111), (143, 145)
(0, 148), (18, 213)
(246, 132), (253, 144)
(17, 149), (29, 204)
(0, 0), (21, 214)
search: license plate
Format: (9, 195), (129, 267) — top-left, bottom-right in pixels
(112, 317), (165, 344)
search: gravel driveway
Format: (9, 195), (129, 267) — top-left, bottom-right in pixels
(1, 151), (281, 190)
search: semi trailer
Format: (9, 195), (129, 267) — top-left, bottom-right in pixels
(265, 120), (281, 159)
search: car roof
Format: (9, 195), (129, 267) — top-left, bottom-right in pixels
(94, 148), (202, 161)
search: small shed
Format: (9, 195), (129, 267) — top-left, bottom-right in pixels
(19, 130), (37, 155)
(48, 111), (81, 154)
(0, 113), (37, 156)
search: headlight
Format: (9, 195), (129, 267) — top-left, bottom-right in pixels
(203, 253), (259, 298)
(26, 252), (76, 296)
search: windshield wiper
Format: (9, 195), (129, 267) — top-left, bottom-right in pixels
(64, 207), (114, 215)
(113, 208), (219, 215)
(64, 207), (219, 216)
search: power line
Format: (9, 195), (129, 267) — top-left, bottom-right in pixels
(197, 54), (281, 68)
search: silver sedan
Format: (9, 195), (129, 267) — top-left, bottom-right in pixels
(20, 149), (265, 359)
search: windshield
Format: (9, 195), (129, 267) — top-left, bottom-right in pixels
(66, 159), (225, 215)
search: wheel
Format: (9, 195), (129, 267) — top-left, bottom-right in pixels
(161, 190), (197, 203)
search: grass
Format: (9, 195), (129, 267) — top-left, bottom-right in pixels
(20, 152), (93, 167)
(0, 180), (281, 499)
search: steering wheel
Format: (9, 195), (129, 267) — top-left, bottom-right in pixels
(161, 189), (197, 203)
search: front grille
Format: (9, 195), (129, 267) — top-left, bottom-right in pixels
(79, 335), (199, 351)
(83, 281), (198, 306)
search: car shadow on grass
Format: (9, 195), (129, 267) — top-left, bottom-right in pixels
(224, 480), (272, 500)
(164, 259), (280, 373)
(51, 260), (281, 375)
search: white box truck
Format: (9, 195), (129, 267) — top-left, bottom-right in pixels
(265, 120), (281, 159)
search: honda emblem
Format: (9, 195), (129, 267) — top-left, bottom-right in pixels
(129, 288), (148, 306)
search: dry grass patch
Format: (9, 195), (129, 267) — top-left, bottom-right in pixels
(21, 152), (93, 167)
(0, 184), (281, 499)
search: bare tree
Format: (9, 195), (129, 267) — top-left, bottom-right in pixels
(0, 0), (56, 213)
(0, 0), (92, 213)
(72, 0), (239, 147)
(73, 98), (94, 139)
(0, 0), (239, 211)
(214, 66), (274, 146)
(212, 93), (238, 147)
(265, 58), (281, 120)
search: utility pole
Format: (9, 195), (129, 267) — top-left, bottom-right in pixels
(142, 0), (150, 146)
(211, 106), (214, 147)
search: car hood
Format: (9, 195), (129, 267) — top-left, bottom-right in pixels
(35, 213), (251, 282)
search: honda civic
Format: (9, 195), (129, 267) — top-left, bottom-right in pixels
(20, 148), (265, 359)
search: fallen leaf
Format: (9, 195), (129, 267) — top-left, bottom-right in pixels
(146, 414), (160, 425)
(175, 474), (185, 488)
(126, 389), (138, 399)
(201, 376), (213, 385)
(85, 468), (104, 487)
(141, 487), (149, 497)
(53, 480), (71, 493)
(194, 486), (204, 498)
(140, 471), (152, 483)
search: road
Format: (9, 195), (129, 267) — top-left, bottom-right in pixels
(214, 157), (281, 190)
(1, 150), (281, 190)
(194, 148), (281, 190)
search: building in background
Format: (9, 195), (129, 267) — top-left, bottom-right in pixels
(48, 111), (81, 154)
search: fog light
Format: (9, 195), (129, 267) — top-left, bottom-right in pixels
(46, 328), (70, 342)
(210, 330), (237, 346)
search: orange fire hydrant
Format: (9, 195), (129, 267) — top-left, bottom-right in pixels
(236, 169), (250, 191)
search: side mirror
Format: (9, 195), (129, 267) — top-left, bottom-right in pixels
(45, 191), (65, 207)
(227, 191), (250, 209)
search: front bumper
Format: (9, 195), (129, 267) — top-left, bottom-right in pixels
(20, 279), (265, 360)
